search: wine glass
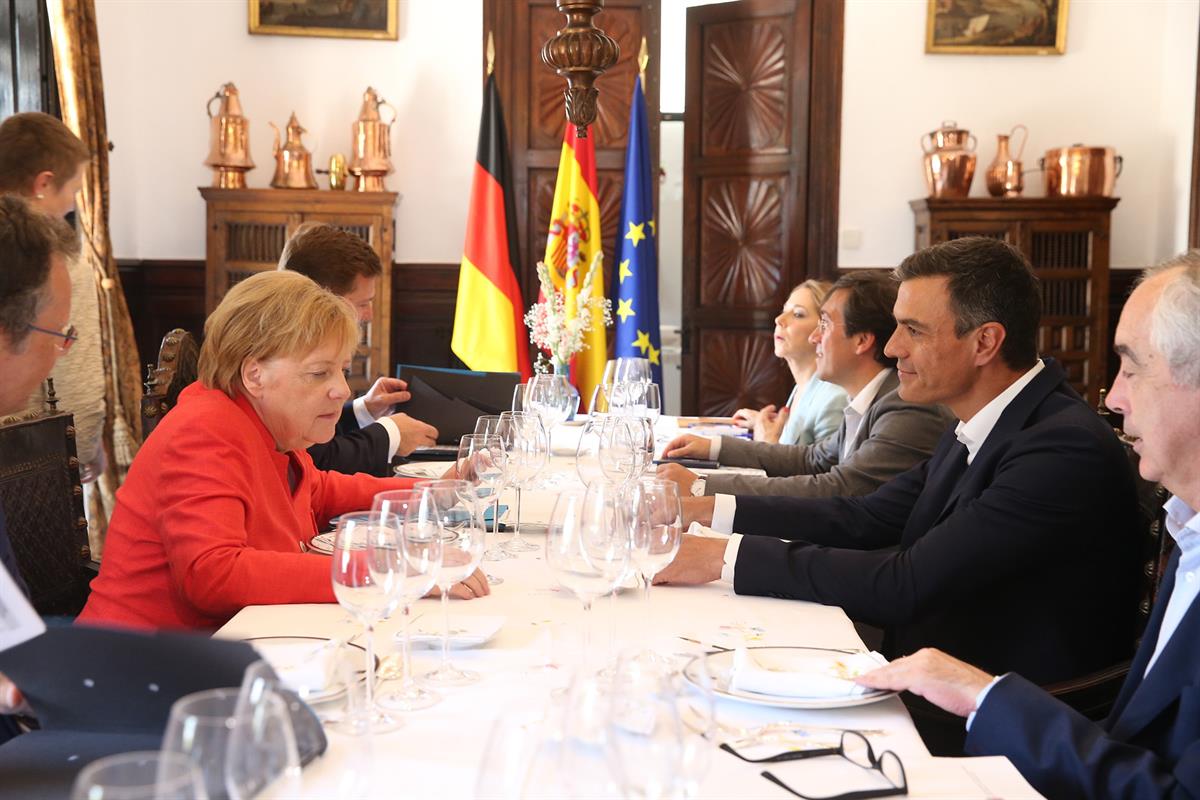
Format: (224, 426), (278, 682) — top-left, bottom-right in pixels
(474, 704), (568, 799)
(497, 410), (547, 553)
(459, 433), (510, 581)
(329, 511), (405, 734)
(511, 382), (528, 412)
(589, 382), (613, 418)
(527, 373), (574, 433)
(644, 383), (662, 424)
(474, 414), (502, 436)
(614, 357), (652, 384)
(414, 478), (486, 686)
(606, 653), (685, 800)
(224, 689), (301, 800)
(576, 417), (639, 487)
(71, 752), (206, 800)
(374, 488), (444, 712)
(545, 483), (632, 670)
(627, 479), (683, 605)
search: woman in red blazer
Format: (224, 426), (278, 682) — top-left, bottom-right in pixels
(78, 271), (487, 630)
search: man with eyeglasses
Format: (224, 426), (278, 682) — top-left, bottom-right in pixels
(0, 195), (80, 739)
(858, 255), (1200, 799)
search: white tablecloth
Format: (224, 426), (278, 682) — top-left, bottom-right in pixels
(215, 419), (1041, 798)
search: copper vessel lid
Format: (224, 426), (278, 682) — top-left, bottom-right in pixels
(208, 82), (245, 119)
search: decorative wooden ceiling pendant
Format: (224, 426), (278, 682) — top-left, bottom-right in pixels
(539, 0), (620, 138)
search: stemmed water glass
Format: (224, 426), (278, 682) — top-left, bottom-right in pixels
(527, 373), (575, 434)
(577, 416), (640, 487)
(414, 478), (487, 686)
(475, 414), (502, 436)
(607, 653), (686, 800)
(614, 357), (652, 385)
(545, 483), (632, 671)
(329, 511), (405, 734)
(627, 479), (683, 605)
(512, 382), (528, 412)
(71, 752), (206, 800)
(373, 488), (444, 712)
(458, 433), (510, 582)
(498, 410), (547, 553)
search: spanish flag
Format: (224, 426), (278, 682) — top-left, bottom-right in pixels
(451, 73), (532, 379)
(544, 125), (607, 409)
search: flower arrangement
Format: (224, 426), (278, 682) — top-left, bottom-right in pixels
(525, 252), (612, 372)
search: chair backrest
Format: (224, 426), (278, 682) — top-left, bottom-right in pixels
(0, 398), (90, 616)
(141, 328), (199, 438)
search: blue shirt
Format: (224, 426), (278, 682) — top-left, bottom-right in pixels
(1145, 495), (1200, 676)
(779, 373), (849, 446)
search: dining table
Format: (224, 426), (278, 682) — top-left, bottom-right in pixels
(215, 417), (1041, 799)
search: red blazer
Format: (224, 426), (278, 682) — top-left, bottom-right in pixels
(77, 383), (414, 631)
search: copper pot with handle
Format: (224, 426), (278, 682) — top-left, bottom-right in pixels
(1040, 145), (1123, 197)
(921, 120), (977, 199)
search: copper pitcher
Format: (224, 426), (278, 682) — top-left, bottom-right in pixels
(204, 83), (254, 189)
(986, 124), (1028, 198)
(269, 112), (318, 189)
(349, 87), (396, 192)
(1040, 145), (1123, 197)
(921, 120), (976, 199)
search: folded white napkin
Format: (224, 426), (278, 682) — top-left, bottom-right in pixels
(687, 521), (730, 540)
(729, 648), (888, 698)
(254, 640), (337, 696)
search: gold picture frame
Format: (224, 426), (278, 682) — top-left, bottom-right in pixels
(249, 0), (399, 41)
(926, 0), (1068, 55)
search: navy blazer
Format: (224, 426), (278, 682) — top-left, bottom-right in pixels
(0, 504), (28, 598)
(306, 400), (393, 477)
(732, 360), (1141, 685)
(968, 547), (1200, 798)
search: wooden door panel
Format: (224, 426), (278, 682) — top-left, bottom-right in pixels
(697, 328), (791, 416)
(700, 15), (793, 157)
(698, 174), (789, 308)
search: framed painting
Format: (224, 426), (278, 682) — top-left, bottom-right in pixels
(926, 0), (1068, 55)
(249, 0), (399, 41)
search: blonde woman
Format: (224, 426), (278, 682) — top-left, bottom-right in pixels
(78, 272), (486, 631)
(734, 280), (848, 445)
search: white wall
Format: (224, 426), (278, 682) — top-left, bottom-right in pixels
(96, 0), (481, 262)
(839, 0), (1199, 268)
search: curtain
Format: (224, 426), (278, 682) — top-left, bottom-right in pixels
(46, 0), (142, 557)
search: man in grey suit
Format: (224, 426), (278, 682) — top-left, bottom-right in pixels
(658, 271), (953, 527)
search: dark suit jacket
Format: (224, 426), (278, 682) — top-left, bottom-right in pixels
(732, 360), (1140, 684)
(968, 546), (1200, 798)
(706, 371), (955, 497)
(306, 400), (393, 477)
(0, 503), (28, 598)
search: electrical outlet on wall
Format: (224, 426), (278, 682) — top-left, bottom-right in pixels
(840, 228), (863, 250)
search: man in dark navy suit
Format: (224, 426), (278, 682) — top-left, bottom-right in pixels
(655, 237), (1140, 753)
(859, 254), (1200, 798)
(0, 196), (80, 735)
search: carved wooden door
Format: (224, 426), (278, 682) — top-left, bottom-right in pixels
(681, 0), (840, 415)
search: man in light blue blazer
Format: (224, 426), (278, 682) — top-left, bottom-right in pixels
(858, 254), (1200, 798)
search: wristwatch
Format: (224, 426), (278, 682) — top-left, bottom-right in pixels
(691, 477), (706, 497)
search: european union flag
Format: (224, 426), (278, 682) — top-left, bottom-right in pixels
(613, 74), (663, 388)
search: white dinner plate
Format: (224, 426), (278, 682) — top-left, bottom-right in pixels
(308, 532), (336, 555)
(243, 635), (375, 704)
(405, 615), (506, 649)
(393, 462), (451, 480)
(683, 646), (897, 710)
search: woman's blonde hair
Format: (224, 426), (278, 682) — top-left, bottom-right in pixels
(792, 279), (834, 310)
(199, 270), (360, 396)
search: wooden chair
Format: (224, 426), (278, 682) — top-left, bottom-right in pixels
(0, 380), (91, 616)
(1043, 390), (1172, 720)
(141, 328), (199, 439)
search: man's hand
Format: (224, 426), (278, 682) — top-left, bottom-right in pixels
(732, 407), (760, 430)
(652, 535), (726, 585)
(662, 434), (712, 460)
(0, 673), (31, 716)
(680, 495), (715, 527)
(755, 405), (789, 444)
(854, 648), (994, 718)
(426, 567), (491, 600)
(656, 462), (700, 494)
(363, 377), (412, 419)
(385, 412), (438, 456)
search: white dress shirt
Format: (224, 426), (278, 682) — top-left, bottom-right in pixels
(841, 368), (892, 460)
(351, 396), (402, 459)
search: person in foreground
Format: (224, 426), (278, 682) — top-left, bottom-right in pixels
(654, 237), (1139, 752)
(278, 222), (438, 475)
(657, 271), (953, 504)
(857, 254), (1200, 799)
(0, 196), (80, 739)
(78, 271), (486, 632)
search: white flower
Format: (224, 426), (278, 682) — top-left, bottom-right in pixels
(525, 252), (613, 365)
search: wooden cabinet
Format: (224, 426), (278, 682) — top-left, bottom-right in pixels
(911, 197), (1119, 405)
(199, 188), (397, 392)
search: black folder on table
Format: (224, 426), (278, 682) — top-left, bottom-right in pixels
(0, 626), (325, 800)
(396, 365), (520, 445)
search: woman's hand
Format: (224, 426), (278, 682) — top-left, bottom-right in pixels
(754, 405), (789, 444)
(731, 407), (760, 429)
(425, 568), (490, 600)
(0, 673), (30, 716)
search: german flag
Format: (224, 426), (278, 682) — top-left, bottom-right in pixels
(451, 74), (532, 379)
(544, 125), (607, 410)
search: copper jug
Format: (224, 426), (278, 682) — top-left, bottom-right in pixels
(921, 120), (976, 199)
(348, 87), (396, 192)
(269, 112), (318, 189)
(204, 83), (255, 189)
(986, 124), (1028, 198)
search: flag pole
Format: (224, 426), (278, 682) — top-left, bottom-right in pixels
(638, 36), (648, 83)
(487, 30), (496, 76)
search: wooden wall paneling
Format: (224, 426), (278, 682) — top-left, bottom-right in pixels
(682, 0), (810, 415)
(390, 262), (463, 372)
(117, 259), (206, 370)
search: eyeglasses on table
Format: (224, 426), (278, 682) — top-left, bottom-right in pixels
(721, 729), (907, 800)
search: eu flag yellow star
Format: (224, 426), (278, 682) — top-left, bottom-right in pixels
(625, 221), (646, 248)
(633, 329), (652, 354)
(647, 344), (661, 365)
(616, 297), (636, 323)
(618, 259), (634, 285)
